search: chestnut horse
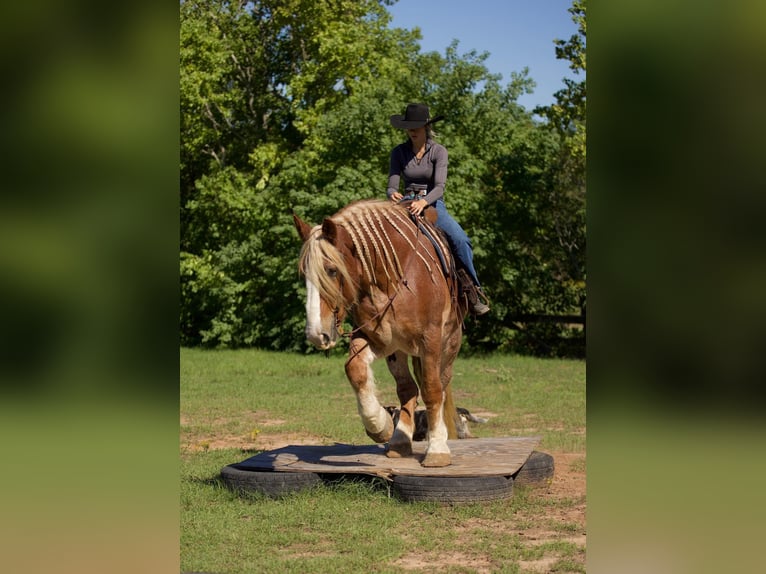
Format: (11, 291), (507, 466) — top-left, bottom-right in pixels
(294, 199), (466, 467)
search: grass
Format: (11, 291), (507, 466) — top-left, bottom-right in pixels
(181, 348), (585, 573)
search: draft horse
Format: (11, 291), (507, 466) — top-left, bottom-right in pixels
(294, 199), (466, 467)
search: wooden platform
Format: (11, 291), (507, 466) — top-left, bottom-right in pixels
(234, 436), (541, 479)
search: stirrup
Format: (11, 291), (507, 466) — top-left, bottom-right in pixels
(472, 297), (490, 316)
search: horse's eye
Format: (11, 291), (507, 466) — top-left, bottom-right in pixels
(326, 267), (338, 278)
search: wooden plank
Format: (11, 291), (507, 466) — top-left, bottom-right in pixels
(234, 436), (541, 479)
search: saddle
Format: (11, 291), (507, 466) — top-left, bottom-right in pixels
(408, 210), (453, 279)
(404, 204), (490, 316)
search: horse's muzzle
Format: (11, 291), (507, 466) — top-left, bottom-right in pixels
(305, 325), (337, 350)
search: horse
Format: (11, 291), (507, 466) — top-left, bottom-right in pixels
(293, 199), (467, 467)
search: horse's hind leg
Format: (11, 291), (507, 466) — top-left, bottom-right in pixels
(345, 337), (394, 444)
(385, 351), (418, 458)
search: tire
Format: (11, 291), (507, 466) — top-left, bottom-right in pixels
(220, 465), (322, 498)
(512, 451), (555, 486)
(392, 474), (513, 504)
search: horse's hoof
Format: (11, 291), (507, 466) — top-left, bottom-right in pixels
(365, 413), (394, 444)
(386, 442), (413, 458)
(421, 452), (451, 467)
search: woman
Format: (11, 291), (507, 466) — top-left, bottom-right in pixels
(386, 103), (489, 316)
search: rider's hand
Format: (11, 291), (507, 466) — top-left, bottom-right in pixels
(389, 192), (403, 202)
(408, 199), (427, 217)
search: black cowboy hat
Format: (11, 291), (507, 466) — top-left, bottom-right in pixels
(390, 103), (445, 129)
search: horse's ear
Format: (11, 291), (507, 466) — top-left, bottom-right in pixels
(321, 217), (338, 244)
(293, 213), (313, 242)
(322, 218), (355, 256)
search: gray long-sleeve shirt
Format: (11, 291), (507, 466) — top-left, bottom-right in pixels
(386, 138), (448, 205)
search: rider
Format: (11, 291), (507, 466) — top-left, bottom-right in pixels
(386, 103), (489, 316)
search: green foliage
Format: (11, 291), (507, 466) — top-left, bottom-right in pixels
(180, 0), (587, 356)
(538, 0), (586, 155)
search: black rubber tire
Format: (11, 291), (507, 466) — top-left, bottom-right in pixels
(392, 474), (513, 504)
(220, 465), (322, 498)
(512, 451), (555, 486)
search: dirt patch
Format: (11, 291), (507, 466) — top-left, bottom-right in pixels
(470, 410), (499, 420)
(260, 418), (288, 427)
(394, 551), (495, 573)
(180, 410), (327, 453)
(182, 430), (328, 453)
(391, 451), (586, 573)
(183, 432), (324, 452)
(252, 431), (328, 451)
(517, 452), (586, 572)
(517, 556), (561, 573)
(547, 452), (586, 499)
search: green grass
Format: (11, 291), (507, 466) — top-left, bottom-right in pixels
(181, 348), (585, 452)
(181, 348), (585, 573)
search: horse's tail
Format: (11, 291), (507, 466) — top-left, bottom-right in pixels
(443, 384), (458, 439)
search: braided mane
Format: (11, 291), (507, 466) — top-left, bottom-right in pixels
(333, 200), (447, 287)
(298, 200), (451, 308)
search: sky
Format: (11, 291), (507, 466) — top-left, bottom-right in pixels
(386, 0), (580, 112)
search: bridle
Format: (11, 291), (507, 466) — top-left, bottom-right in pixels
(328, 271), (399, 343)
(331, 304), (342, 338)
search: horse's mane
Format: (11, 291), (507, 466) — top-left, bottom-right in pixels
(299, 200), (450, 308)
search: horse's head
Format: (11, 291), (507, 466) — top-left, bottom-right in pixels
(293, 214), (356, 350)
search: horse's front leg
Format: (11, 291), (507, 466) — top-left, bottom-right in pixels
(417, 354), (451, 467)
(345, 337), (394, 443)
(385, 351), (418, 458)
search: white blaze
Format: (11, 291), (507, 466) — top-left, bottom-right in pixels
(304, 278), (326, 347)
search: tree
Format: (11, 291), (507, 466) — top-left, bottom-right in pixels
(509, 0), (586, 356)
(180, 0), (426, 348)
(538, 0), (586, 161)
(180, 0), (586, 357)
(466, 0), (586, 356)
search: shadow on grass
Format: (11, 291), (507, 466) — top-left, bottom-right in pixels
(318, 472), (392, 496)
(189, 465), (393, 502)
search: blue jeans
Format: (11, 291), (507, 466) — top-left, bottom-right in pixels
(433, 199), (481, 287)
